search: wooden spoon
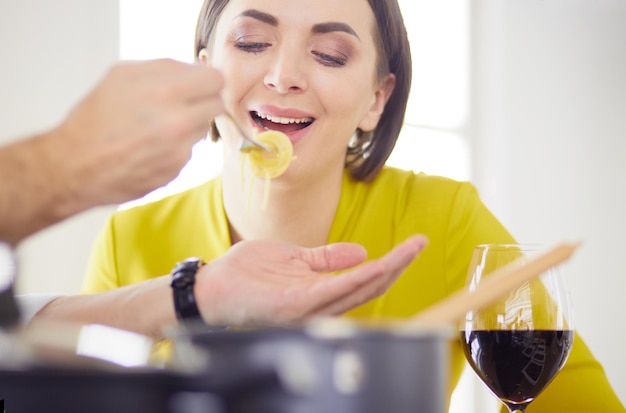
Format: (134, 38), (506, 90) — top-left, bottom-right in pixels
(409, 242), (580, 326)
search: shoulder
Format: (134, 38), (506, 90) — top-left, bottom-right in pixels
(337, 166), (485, 238)
(111, 178), (220, 229)
(84, 177), (227, 289)
(365, 166), (480, 208)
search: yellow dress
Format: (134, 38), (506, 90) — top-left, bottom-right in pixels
(83, 166), (624, 412)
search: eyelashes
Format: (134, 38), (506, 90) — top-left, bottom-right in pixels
(311, 50), (347, 67)
(234, 41), (271, 54)
(234, 40), (348, 68)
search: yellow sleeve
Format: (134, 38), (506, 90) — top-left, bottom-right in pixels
(80, 179), (230, 294)
(520, 333), (624, 412)
(442, 181), (517, 397)
(443, 181), (516, 295)
(81, 214), (120, 294)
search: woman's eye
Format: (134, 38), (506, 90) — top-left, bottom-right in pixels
(312, 51), (347, 68)
(235, 41), (271, 53)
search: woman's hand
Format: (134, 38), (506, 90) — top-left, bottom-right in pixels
(195, 235), (428, 326)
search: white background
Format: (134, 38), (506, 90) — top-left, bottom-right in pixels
(1, 0), (624, 410)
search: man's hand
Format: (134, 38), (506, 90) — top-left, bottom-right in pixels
(0, 59), (225, 244)
(54, 58), (224, 205)
(195, 235), (428, 326)
(32, 236), (428, 339)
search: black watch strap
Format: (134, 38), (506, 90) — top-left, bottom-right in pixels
(0, 242), (20, 328)
(170, 257), (204, 322)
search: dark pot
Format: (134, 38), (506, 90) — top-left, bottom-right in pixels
(0, 320), (452, 413)
(0, 366), (226, 413)
(173, 319), (453, 413)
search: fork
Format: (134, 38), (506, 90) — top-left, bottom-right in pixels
(222, 111), (273, 153)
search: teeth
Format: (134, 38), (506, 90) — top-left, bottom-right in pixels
(256, 112), (312, 125)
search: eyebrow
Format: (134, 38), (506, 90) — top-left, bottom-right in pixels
(237, 9), (278, 26)
(236, 9), (361, 42)
(312, 22), (360, 42)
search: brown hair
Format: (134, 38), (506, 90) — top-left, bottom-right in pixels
(194, 0), (412, 181)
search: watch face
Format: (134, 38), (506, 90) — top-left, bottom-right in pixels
(172, 272), (195, 289)
(0, 242), (16, 292)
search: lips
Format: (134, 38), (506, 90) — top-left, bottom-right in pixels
(251, 111), (314, 134)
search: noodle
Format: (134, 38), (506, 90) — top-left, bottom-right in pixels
(241, 130), (296, 209)
(247, 130), (295, 179)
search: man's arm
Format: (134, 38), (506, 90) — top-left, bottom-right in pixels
(0, 59), (224, 245)
(0, 132), (86, 245)
(34, 236), (428, 339)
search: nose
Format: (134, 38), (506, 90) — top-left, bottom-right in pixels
(263, 49), (307, 94)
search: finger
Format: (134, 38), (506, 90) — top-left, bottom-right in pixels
(307, 235), (428, 316)
(375, 235), (428, 271)
(176, 65), (225, 103)
(308, 236), (427, 300)
(315, 261), (402, 316)
(135, 60), (225, 105)
(290, 260), (385, 318)
(153, 100), (224, 149)
(296, 243), (368, 272)
(185, 98), (226, 134)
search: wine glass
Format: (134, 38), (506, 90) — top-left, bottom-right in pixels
(460, 244), (574, 413)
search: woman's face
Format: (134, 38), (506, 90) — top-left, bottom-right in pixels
(201, 0), (394, 180)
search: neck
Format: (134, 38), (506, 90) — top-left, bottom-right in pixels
(222, 162), (344, 247)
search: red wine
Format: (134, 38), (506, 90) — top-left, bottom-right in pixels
(460, 330), (573, 404)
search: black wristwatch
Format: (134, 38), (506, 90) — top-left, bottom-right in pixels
(170, 257), (205, 322)
(0, 241), (20, 328)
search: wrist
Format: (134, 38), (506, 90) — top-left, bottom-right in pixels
(42, 126), (95, 215)
(178, 263), (228, 331)
(171, 258), (205, 323)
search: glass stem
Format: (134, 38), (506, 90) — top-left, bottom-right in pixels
(507, 402), (530, 413)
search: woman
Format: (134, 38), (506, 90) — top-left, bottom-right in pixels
(82, 0), (623, 410)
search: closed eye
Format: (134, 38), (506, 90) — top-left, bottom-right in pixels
(235, 41), (272, 53)
(311, 51), (347, 67)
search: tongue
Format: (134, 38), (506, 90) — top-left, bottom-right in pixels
(259, 118), (306, 134)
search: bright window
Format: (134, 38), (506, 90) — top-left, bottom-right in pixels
(393, 0), (471, 182)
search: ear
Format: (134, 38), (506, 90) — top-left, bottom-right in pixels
(358, 73), (396, 132)
(198, 48), (210, 65)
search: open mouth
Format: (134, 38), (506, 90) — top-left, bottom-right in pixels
(251, 111), (314, 134)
